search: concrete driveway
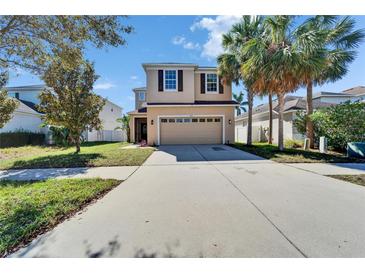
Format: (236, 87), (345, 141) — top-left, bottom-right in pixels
(11, 145), (365, 258)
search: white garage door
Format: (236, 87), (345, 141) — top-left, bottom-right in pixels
(160, 117), (223, 145)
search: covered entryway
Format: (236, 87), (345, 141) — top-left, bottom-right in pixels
(159, 116), (223, 145)
(135, 117), (147, 143)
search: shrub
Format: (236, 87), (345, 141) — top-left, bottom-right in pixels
(293, 110), (320, 145)
(48, 125), (70, 146)
(310, 101), (365, 151)
(0, 131), (45, 148)
(284, 139), (304, 149)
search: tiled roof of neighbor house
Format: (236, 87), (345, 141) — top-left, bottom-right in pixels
(312, 91), (350, 99)
(6, 84), (46, 91)
(341, 86), (365, 95)
(18, 99), (43, 113)
(235, 95), (334, 120)
(147, 100), (239, 106)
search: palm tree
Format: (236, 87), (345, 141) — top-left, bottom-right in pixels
(296, 16), (365, 148)
(218, 16), (265, 146)
(233, 91), (248, 116)
(242, 16), (324, 150)
(116, 114), (131, 142)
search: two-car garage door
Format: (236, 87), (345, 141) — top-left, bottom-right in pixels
(160, 117), (223, 145)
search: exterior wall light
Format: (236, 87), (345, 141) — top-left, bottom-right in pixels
(151, 119), (154, 125)
(228, 119), (232, 125)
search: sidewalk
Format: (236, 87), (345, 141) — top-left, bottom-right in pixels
(0, 166), (139, 181)
(287, 163), (365, 175)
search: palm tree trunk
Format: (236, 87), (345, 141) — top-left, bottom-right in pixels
(247, 89), (253, 146)
(277, 93), (285, 151)
(268, 93), (273, 144)
(306, 80), (314, 149)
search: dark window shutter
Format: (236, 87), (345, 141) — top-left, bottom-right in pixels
(158, 70), (163, 92)
(219, 77), (224, 94)
(178, 70), (183, 92)
(200, 73), (205, 94)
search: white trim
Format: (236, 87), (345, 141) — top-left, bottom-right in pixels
(148, 104), (238, 107)
(205, 73), (218, 94)
(157, 114), (225, 146)
(163, 69), (178, 92)
(195, 68), (217, 73)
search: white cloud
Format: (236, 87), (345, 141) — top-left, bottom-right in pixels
(172, 35), (200, 50)
(190, 15), (241, 59)
(130, 75), (138, 80)
(94, 82), (116, 90)
(172, 36), (186, 45)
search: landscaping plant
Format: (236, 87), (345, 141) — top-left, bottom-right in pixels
(310, 101), (365, 151)
(0, 72), (18, 128)
(38, 59), (105, 153)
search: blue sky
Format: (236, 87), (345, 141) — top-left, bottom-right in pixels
(8, 15), (365, 113)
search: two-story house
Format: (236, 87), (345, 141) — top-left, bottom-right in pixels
(128, 63), (238, 146)
(2, 85), (126, 142)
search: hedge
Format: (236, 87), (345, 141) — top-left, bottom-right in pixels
(0, 131), (45, 148)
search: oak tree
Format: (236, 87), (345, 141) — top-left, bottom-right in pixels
(0, 16), (133, 74)
(0, 71), (18, 128)
(38, 60), (105, 153)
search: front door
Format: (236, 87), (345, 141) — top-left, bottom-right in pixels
(141, 122), (147, 141)
(135, 118), (148, 143)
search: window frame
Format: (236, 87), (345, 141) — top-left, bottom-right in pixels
(138, 92), (146, 101)
(164, 69), (178, 92)
(205, 73), (218, 93)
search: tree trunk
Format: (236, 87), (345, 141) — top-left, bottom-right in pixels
(268, 93), (273, 144)
(75, 139), (81, 153)
(277, 93), (285, 151)
(306, 80), (314, 149)
(247, 89), (253, 146)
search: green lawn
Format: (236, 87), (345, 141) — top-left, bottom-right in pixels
(231, 142), (365, 163)
(328, 175), (365, 187)
(0, 142), (154, 170)
(0, 178), (121, 257)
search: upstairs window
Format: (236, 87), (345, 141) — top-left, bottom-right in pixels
(138, 92), (145, 101)
(206, 73), (218, 93)
(164, 70), (177, 91)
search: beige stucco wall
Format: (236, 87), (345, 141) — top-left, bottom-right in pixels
(147, 106), (235, 146)
(134, 92), (146, 109)
(146, 67), (195, 103)
(235, 112), (295, 144)
(194, 70), (232, 101)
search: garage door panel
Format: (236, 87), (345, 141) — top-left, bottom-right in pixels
(160, 117), (222, 145)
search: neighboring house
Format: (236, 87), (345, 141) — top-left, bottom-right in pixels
(0, 97), (46, 134)
(2, 85), (126, 142)
(128, 63), (238, 145)
(235, 86), (365, 144)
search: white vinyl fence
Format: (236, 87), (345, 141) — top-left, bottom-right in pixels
(84, 129), (127, 142)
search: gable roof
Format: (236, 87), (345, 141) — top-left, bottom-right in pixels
(235, 95), (334, 121)
(18, 99), (42, 113)
(6, 85), (46, 92)
(341, 86), (365, 96)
